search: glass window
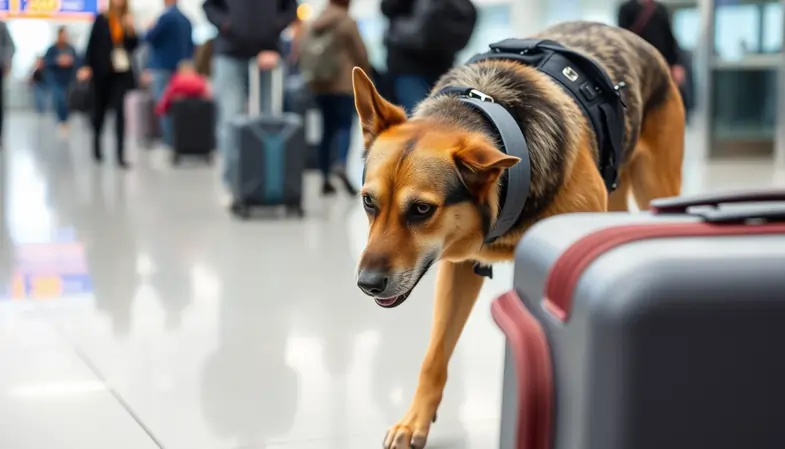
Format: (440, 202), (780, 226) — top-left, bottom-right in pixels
(762, 1), (783, 53)
(714, 4), (761, 60)
(673, 7), (700, 51)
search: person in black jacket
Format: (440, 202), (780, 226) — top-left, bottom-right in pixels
(381, 0), (475, 114)
(77, 0), (139, 169)
(202, 0), (298, 189)
(618, 0), (685, 86)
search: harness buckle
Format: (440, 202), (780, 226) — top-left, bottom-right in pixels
(468, 89), (495, 103)
(614, 81), (628, 108)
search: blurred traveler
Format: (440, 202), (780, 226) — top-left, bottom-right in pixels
(45, 27), (78, 135)
(143, 0), (194, 147)
(29, 56), (48, 114)
(0, 19), (15, 142)
(300, 0), (369, 196)
(678, 47), (695, 121)
(281, 18), (304, 114)
(78, 0), (139, 168)
(202, 0), (298, 187)
(194, 37), (214, 77)
(618, 0), (685, 85)
(382, 0), (476, 113)
(154, 60), (211, 116)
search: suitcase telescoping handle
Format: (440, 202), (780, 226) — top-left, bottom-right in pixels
(650, 190), (785, 224)
(248, 59), (284, 116)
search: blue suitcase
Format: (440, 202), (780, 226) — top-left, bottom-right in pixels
(228, 113), (304, 218)
(226, 64), (306, 219)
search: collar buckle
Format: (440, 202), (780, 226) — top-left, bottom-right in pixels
(468, 89), (495, 103)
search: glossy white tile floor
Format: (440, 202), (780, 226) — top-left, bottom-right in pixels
(1, 112), (784, 449)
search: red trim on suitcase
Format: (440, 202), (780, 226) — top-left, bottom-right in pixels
(544, 222), (785, 321)
(491, 291), (554, 449)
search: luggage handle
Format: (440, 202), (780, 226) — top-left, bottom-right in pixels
(692, 205), (785, 224)
(650, 190), (785, 214)
(249, 60), (284, 116)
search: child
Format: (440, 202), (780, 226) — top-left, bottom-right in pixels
(155, 59), (211, 116)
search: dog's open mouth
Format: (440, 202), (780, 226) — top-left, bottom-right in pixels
(374, 290), (412, 308)
(372, 255), (436, 309)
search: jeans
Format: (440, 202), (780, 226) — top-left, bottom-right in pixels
(150, 70), (173, 146)
(34, 83), (48, 113)
(314, 94), (355, 177)
(50, 82), (69, 123)
(212, 55), (277, 185)
(392, 74), (440, 115)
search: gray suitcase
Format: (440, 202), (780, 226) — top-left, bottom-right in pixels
(492, 190), (785, 449)
(227, 64), (305, 219)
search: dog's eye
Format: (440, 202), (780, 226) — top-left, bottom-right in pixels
(415, 203), (433, 215)
(408, 203), (435, 220)
(362, 194), (375, 211)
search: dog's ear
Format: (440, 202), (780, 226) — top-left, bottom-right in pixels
(454, 139), (520, 196)
(352, 67), (407, 148)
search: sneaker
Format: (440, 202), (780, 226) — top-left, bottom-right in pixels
(322, 180), (337, 196)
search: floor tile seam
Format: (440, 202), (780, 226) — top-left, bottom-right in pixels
(50, 321), (167, 449)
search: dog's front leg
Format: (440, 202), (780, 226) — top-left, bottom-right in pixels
(384, 260), (485, 449)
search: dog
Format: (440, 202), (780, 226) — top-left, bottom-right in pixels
(353, 21), (685, 449)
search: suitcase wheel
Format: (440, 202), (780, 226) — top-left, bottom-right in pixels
(230, 201), (251, 219)
(286, 204), (305, 218)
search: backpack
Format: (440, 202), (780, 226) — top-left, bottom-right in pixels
(299, 25), (343, 86)
(386, 0), (477, 54)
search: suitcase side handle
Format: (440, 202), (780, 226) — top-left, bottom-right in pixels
(650, 190), (785, 214)
(692, 205), (785, 224)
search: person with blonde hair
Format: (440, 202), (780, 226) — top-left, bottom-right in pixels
(77, 0), (139, 169)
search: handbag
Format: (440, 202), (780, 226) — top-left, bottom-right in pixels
(68, 80), (93, 115)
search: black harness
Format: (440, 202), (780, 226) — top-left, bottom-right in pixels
(437, 38), (628, 278)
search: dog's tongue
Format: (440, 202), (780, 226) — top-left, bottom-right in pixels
(375, 296), (399, 307)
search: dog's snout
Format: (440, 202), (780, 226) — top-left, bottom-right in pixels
(357, 270), (389, 296)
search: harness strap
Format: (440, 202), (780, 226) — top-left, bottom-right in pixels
(470, 38), (627, 192)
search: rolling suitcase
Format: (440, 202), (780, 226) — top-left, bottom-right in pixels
(171, 98), (216, 165)
(125, 89), (160, 148)
(492, 190), (785, 449)
(227, 63), (305, 219)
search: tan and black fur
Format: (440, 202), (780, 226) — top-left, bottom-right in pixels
(353, 22), (684, 449)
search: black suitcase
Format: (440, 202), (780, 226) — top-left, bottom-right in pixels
(171, 98), (216, 164)
(492, 190), (785, 449)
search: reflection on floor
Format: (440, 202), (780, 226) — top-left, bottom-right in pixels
(1, 113), (783, 449)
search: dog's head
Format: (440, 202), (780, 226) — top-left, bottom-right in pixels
(352, 68), (519, 307)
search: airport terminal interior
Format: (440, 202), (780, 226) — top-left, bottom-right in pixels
(1, 0), (785, 447)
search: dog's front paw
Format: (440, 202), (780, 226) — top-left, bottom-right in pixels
(383, 405), (436, 449)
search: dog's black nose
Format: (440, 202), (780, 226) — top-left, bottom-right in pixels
(357, 270), (389, 296)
